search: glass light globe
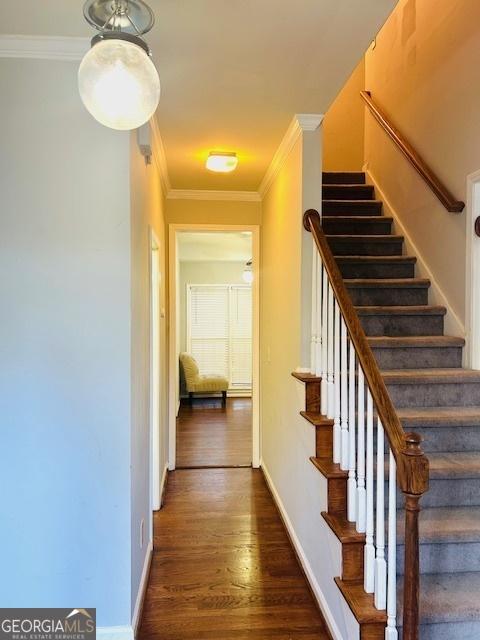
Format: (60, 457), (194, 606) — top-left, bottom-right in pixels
(78, 38), (160, 130)
(242, 269), (254, 284)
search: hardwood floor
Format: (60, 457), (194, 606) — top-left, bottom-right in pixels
(138, 468), (331, 639)
(176, 397), (252, 468)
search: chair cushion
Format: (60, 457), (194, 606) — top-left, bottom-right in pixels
(179, 352), (199, 388)
(189, 375), (229, 393)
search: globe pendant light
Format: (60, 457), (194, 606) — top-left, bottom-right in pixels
(79, 0), (160, 131)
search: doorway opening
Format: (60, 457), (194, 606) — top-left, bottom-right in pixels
(168, 225), (260, 470)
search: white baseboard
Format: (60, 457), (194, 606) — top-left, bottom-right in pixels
(132, 540), (153, 636)
(366, 169), (465, 339)
(261, 461), (344, 640)
(97, 626), (134, 640)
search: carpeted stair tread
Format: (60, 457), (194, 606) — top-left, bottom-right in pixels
(345, 278), (430, 288)
(323, 199), (382, 205)
(381, 368), (480, 384)
(397, 507), (480, 544)
(356, 305), (446, 316)
(397, 572), (480, 625)
(335, 255), (417, 264)
(369, 335), (465, 348)
(421, 452), (480, 480)
(396, 405), (480, 427)
(327, 234), (403, 242)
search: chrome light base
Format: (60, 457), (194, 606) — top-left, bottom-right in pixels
(83, 0), (155, 36)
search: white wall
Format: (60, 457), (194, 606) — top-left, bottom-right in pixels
(0, 59), (132, 626)
(0, 56), (169, 632)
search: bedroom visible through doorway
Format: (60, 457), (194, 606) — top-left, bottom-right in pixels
(173, 229), (256, 469)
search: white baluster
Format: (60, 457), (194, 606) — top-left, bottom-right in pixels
(364, 389), (375, 593)
(327, 282), (334, 419)
(347, 343), (356, 522)
(315, 256), (322, 377)
(310, 243), (317, 374)
(385, 450), (398, 640)
(321, 264), (328, 415)
(357, 365), (366, 532)
(333, 300), (341, 464)
(375, 418), (387, 609)
(340, 317), (349, 470)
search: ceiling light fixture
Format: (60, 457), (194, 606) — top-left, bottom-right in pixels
(79, 0), (160, 131)
(242, 260), (253, 284)
(206, 152), (238, 173)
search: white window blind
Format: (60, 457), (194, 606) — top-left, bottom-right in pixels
(187, 284), (252, 391)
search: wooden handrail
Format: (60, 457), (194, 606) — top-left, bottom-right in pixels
(360, 90), (464, 213)
(304, 208), (429, 639)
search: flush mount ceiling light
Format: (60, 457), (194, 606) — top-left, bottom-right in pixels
(79, 0), (160, 130)
(206, 152), (238, 173)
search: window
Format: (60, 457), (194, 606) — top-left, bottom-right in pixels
(187, 284), (252, 391)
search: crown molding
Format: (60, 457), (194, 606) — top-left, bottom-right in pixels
(0, 35), (90, 61)
(149, 116), (172, 195)
(258, 113), (323, 198)
(167, 189), (261, 202)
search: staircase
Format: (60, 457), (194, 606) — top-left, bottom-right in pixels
(297, 171), (480, 639)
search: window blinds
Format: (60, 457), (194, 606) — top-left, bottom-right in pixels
(187, 284), (252, 390)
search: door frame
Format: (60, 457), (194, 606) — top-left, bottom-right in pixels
(168, 223), (260, 469)
(465, 169), (480, 369)
(149, 228), (162, 516)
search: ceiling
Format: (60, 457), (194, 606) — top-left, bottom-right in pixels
(177, 231), (252, 262)
(0, 0), (397, 191)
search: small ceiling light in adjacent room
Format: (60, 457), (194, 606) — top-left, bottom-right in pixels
(242, 260), (253, 284)
(206, 152), (238, 173)
(79, 0), (160, 131)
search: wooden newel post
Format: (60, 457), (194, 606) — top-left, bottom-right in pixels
(402, 432), (429, 640)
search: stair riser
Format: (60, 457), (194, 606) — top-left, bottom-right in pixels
(328, 239), (403, 256)
(323, 201), (382, 215)
(396, 542), (480, 575)
(387, 382), (480, 408)
(338, 262), (416, 279)
(348, 286), (429, 307)
(400, 621), (480, 640)
(323, 172), (365, 185)
(372, 346), (463, 369)
(392, 479), (480, 509)
(414, 426), (480, 453)
(359, 314), (445, 337)
(323, 185), (374, 200)
(412, 478), (480, 508)
(322, 219), (392, 235)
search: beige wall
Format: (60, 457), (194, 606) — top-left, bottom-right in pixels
(130, 132), (168, 609)
(260, 137), (351, 637)
(364, 0), (480, 330)
(323, 58), (366, 172)
(178, 261), (246, 352)
(166, 199), (262, 226)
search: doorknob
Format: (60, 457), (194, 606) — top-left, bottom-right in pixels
(475, 217), (480, 237)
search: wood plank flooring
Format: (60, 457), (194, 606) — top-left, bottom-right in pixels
(138, 468), (331, 639)
(176, 398), (252, 468)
